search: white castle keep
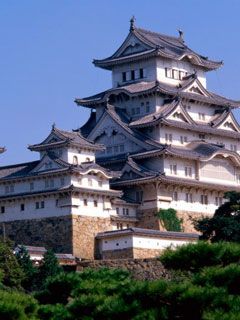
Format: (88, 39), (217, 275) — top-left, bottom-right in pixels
(0, 19), (238, 259)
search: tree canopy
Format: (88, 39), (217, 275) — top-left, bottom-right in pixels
(194, 191), (240, 242)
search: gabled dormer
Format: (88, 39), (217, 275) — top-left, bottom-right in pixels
(93, 18), (222, 89)
(28, 125), (104, 165)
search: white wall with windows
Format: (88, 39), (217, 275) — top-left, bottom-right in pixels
(156, 57), (207, 88)
(111, 59), (156, 87)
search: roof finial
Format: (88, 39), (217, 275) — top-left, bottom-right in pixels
(177, 29), (184, 41)
(130, 16), (136, 31)
(52, 122), (56, 130)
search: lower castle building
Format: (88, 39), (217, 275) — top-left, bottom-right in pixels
(1, 20), (239, 259)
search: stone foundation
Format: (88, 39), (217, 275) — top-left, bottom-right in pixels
(137, 209), (161, 230)
(72, 215), (112, 259)
(0, 215), (112, 259)
(77, 258), (170, 281)
(177, 211), (205, 233)
(137, 208), (206, 233)
(0, 216), (73, 253)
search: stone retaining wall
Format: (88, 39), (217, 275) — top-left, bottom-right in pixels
(0, 215), (73, 253)
(77, 258), (170, 281)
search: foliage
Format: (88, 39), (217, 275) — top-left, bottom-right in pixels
(34, 266), (240, 320)
(15, 245), (37, 291)
(37, 249), (62, 289)
(157, 208), (183, 232)
(194, 191), (240, 242)
(0, 289), (38, 320)
(159, 241), (240, 272)
(0, 240), (24, 289)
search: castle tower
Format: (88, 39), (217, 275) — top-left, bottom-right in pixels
(76, 19), (240, 232)
(0, 126), (139, 258)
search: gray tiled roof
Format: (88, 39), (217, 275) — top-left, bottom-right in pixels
(93, 24), (222, 71)
(76, 78), (240, 109)
(0, 161), (40, 180)
(96, 227), (199, 239)
(29, 126), (104, 152)
(131, 141), (240, 162)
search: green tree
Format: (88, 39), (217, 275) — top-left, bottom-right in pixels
(0, 240), (24, 289)
(0, 289), (38, 320)
(194, 191), (240, 242)
(157, 208), (183, 232)
(37, 249), (62, 289)
(15, 246), (37, 291)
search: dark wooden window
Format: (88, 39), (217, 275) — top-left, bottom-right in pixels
(131, 70), (135, 80)
(139, 68), (144, 78)
(1, 206), (5, 214)
(122, 72), (126, 82)
(20, 204), (25, 211)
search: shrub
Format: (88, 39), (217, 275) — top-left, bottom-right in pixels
(157, 208), (183, 232)
(160, 241), (240, 272)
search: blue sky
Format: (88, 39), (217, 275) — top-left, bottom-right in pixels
(1, 0), (240, 165)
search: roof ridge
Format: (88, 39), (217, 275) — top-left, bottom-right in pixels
(135, 27), (184, 44)
(0, 160), (39, 170)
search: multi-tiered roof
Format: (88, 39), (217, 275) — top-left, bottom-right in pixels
(76, 20), (240, 193)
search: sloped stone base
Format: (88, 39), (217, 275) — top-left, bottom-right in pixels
(0, 216), (73, 253)
(72, 215), (112, 259)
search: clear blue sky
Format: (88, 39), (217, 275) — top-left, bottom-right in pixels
(1, 0), (240, 165)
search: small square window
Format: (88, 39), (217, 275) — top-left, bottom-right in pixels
(35, 202), (39, 209)
(20, 204), (25, 211)
(94, 200), (98, 207)
(1, 206), (5, 214)
(139, 68), (144, 78)
(84, 199), (88, 206)
(41, 201), (45, 209)
(122, 72), (126, 82)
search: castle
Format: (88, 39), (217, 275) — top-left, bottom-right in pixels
(0, 19), (239, 259)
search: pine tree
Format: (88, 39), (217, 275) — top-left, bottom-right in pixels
(37, 249), (62, 289)
(0, 240), (24, 289)
(15, 245), (37, 291)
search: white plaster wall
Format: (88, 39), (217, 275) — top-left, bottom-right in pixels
(0, 195), (70, 222)
(100, 234), (195, 252)
(71, 195), (112, 218)
(0, 175), (72, 197)
(112, 204), (137, 217)
(164, 157), (196, 179)
(101, 235), (133, 250)
(187, 103), (216, 123)
(114, 96), (164, 118)
(157, 125), (240, 153)
(112, 59), (156, 88)
(132, 235), (193, 250)
(71, 174), (110, 190)
(199, 159), (237, 185)
(156, 58), (207, 88)
(66, 148), (95, 164)
(157, 186), (225, 214)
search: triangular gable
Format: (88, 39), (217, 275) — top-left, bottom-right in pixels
(30, 154), (64, 173)
(165, 102), (195, 124)
(110, 32), (153, 59)
(217, 113), (240, 132)
(88, 109), (153, 151)
(121, 162), (147, 180)
(183, 78), (211, 97)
